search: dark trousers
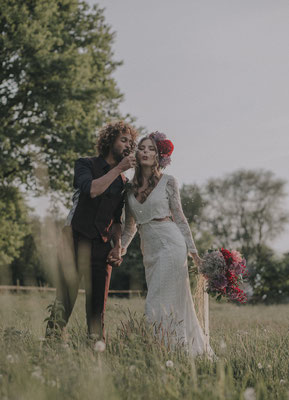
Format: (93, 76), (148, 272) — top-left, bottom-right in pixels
(46, 226), (112, 341)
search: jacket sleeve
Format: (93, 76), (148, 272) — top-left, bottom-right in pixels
(73, 158), (93, 195)
(113, 194), (125, 224)
(113, 176), (128, 224)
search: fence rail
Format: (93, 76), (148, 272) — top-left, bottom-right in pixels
(0, 285), (145, 296)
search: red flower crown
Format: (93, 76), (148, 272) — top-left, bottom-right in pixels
(149, 131), (174, 168)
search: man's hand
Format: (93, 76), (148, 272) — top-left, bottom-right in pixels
(90, 155), (136, 198)
(107, 247), (123, 267)
(118, 154), (136, 172)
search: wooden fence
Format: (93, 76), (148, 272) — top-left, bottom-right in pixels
(0, 285), (145, 296)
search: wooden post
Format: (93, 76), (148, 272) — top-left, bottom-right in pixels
(203, 280), (210, 352)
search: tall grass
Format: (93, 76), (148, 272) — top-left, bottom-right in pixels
(0, 292), (288, 400)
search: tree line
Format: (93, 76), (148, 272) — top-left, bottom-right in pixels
(1, 169), (288, 304)
(1, 0), (288, 303)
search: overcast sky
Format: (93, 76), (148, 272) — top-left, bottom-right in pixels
(92, 0), (289, 252)
(33, 0), (289, 252)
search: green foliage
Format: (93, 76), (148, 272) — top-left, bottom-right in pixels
(10, 229), (46, 286)
(45, 300), (67, 338)
(0, 186), (29, 265)
(180, 183), (204, 225)
(201, 169), (289, 303)
(0, 0), (124, 200)
(249, 248), (289, 304)
(203, 169), (289, 261)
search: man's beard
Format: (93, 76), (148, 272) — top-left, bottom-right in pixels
(111, 146), (128, 163)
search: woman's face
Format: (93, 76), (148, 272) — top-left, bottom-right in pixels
(137, 138), (158, 167)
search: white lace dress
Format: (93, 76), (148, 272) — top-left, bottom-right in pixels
(121, 174), (214, 358)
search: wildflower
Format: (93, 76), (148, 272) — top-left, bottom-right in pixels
(129, 365), (136, 372)
(243, 387), (256, 400)
(257, 363), (262, 369)
(267, 364), (272, 370)
(220, 339), (227, 349)
(93, 341), (106, 352)
(32, 366), (42, 375)
(31, 366), (45, 383)
(280, 379), (286, 385)
(237, 330), (248, 336)
(6, 354), (15, 363)
(165, 360), (174, 368)
(231, 250), (243, 263)
(90, 334), (98, 340)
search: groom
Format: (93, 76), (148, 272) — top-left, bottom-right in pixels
(46, 121), (137, 341)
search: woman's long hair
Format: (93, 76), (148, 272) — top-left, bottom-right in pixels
(132, 136), (162, 203)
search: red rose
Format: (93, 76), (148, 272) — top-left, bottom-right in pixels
(220, 248), (233, 264)
(156, 140), (174, 157)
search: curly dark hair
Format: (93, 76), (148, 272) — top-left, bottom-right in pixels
(96, 121), (138, 157)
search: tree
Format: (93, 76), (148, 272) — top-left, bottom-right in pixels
(180, 184), (204, 225)
(10, 232), (44, 286)
(249, 248), (289, 304)
(9, 215), (55, 286)
(0, 0), (124, 202)
(0, 186), (29, 265)
(203, 169), (289, 261)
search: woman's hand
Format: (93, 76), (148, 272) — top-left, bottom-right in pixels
(189, 252), (204, 272)
(107, 246), (122, 267)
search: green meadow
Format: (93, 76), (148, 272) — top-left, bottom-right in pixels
(0, 292), (288, 400)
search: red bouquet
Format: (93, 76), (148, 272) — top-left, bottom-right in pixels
(199, 248), (248, 304)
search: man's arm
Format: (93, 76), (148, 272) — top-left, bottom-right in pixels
(74, 155), (135, 198)
(107, 223), (122, 266)
(90, 165), (123, 198)
(112, 223), (122, 250)
(90, 155), (136, 198)
(106, 190), (125, 265)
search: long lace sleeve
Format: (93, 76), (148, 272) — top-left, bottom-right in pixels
(166, 175), (198, 254)
(121, 197), (137, 255)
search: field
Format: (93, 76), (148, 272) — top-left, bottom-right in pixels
(0, 291), (289, 400)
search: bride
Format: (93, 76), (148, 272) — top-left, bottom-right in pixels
(109, 131), (214, 358)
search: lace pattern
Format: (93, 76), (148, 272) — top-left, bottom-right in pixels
(166, 175), (198, 254)
(121, 174), (198, 254)
(120, 174), (215, 358)
(121, 195), (137, 254)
